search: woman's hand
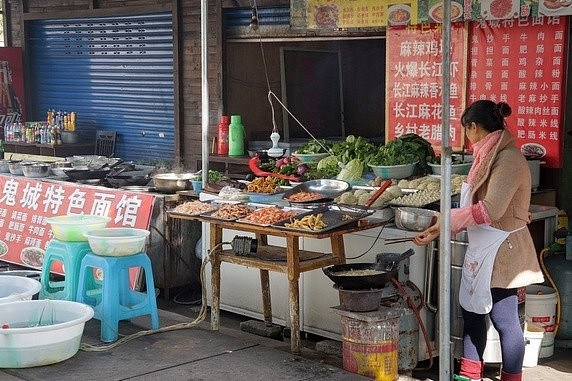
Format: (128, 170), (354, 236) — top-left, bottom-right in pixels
(413, 214), (440, 246)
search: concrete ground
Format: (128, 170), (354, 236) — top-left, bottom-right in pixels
(158, 297), (572, 381)
(1, 297), (570, 381)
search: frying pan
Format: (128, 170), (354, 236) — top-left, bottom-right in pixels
(322, 249), (414, 290)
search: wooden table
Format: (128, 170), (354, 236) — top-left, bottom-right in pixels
(168, 212), (386, 354)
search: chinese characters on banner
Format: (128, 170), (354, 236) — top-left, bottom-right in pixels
(386, 23), (467, 151)
(467, 17), (567, 167)
(0, 176), (155, 272)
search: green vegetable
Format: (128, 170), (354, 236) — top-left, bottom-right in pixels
(336, 158), (364, 182)
(331, 135), (377, 165)
(317, 155), (340, 176)
(295, 139), (330, 154)
(369, 133), (435, 173)
(208, 170), (228, 181)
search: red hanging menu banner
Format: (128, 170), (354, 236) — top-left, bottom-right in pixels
(467, 17), (567, 168)
(0, 176), (155, 272)
(386, 23), (468, 151)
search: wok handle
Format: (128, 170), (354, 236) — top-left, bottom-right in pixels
(365, 180), (392, 207)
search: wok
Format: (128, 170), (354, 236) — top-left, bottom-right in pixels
(322, 249), (414, 290)
(107, 173), (151, 187)
(64, 168), (112, 180)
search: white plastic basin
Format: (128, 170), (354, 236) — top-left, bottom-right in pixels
(0, 299), (94, 368)
(45, 214), (111, 242)
(0, 275), (42, 304)
(84, 228), (150, 257)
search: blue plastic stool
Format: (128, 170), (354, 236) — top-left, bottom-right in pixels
(40, 239), (92, 301)
(76, 252), (160, 342)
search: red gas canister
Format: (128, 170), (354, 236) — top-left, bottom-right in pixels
(217, 115), (230, 156)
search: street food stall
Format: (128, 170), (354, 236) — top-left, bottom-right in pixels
(0, 157), (204, 297)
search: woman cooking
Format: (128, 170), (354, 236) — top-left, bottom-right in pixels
(413, 100), (544, 381)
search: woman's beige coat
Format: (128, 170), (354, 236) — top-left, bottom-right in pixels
(470, 129), (544, 288)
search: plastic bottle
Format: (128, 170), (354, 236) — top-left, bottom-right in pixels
(217, 115), (230, 156)
(228, 115), (245, 157)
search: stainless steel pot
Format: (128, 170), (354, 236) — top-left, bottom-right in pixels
(394, 207), (438, 231)
(22, 163), (51, 178)
(152, 173), (197, 193)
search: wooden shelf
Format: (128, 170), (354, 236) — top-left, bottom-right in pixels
(4, 142), (95, 158)
(219, 245), (340, 273)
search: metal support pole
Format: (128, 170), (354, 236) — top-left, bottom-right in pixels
(201, 0), (209, 185)
(439, 1), (453, 380)
(200, 1), (210, 262)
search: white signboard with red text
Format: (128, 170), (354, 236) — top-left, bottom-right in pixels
(0, 175), (155, 273)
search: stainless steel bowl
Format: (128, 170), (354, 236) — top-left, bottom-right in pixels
(22, 163), (51, 178)
(152, 173), (198, 193)
(0, 159), (9, 173)
(8, 161), (25, 175)
(394, 207), (438, 231)
(283, 179), (350, 200)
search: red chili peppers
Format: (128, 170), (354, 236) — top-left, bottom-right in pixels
(248, 156), (300, 181)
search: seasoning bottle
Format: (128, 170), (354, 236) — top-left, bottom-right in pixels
(228, 115), (245, 157)
(217, 115), (230, 156)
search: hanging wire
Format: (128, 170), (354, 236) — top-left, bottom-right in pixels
(345, 221), (389, 260)
(252, 0), (339, 161)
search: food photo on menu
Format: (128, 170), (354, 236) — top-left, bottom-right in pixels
(387, 3), (412, 26)
(20, 246), (45, 268)
(480, 0), (520, 20)
(539, 0), (572, 14)
(428, 1), (463, 23)
(313, 3), (339, 28)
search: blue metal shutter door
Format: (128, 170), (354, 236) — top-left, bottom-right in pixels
(27, 12), (174, 162)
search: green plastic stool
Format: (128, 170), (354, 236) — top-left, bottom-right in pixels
(39, 239), (92, 301)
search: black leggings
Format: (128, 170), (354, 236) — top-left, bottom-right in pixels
(462, 288), (524, 374)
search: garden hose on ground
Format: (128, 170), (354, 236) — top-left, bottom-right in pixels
(80, 242), (227, 352)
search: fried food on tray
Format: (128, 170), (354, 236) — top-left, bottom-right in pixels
(285, 192), (325, 202)
(247, 177), (279, 193)
(285, 213), (327, 231)
(240, 207), (296, 225)
(211, 204), (253, 220)
(173, 201), (216, 215)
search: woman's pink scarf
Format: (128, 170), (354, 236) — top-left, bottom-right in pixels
(450, 130), (502, 232)
(466, 130), (502, 185)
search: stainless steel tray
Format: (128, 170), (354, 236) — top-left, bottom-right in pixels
(272, 207), (373, 234)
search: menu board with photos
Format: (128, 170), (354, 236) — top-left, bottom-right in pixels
(467, 17), (567, 167)
(299, 0), (572, 29)
(386, 23), (468, 151)
(0, 176), (155, 273)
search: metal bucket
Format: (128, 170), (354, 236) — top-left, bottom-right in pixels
(341, 315), (399, 381)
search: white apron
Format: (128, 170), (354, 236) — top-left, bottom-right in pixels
(458, 182), (525, 314)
